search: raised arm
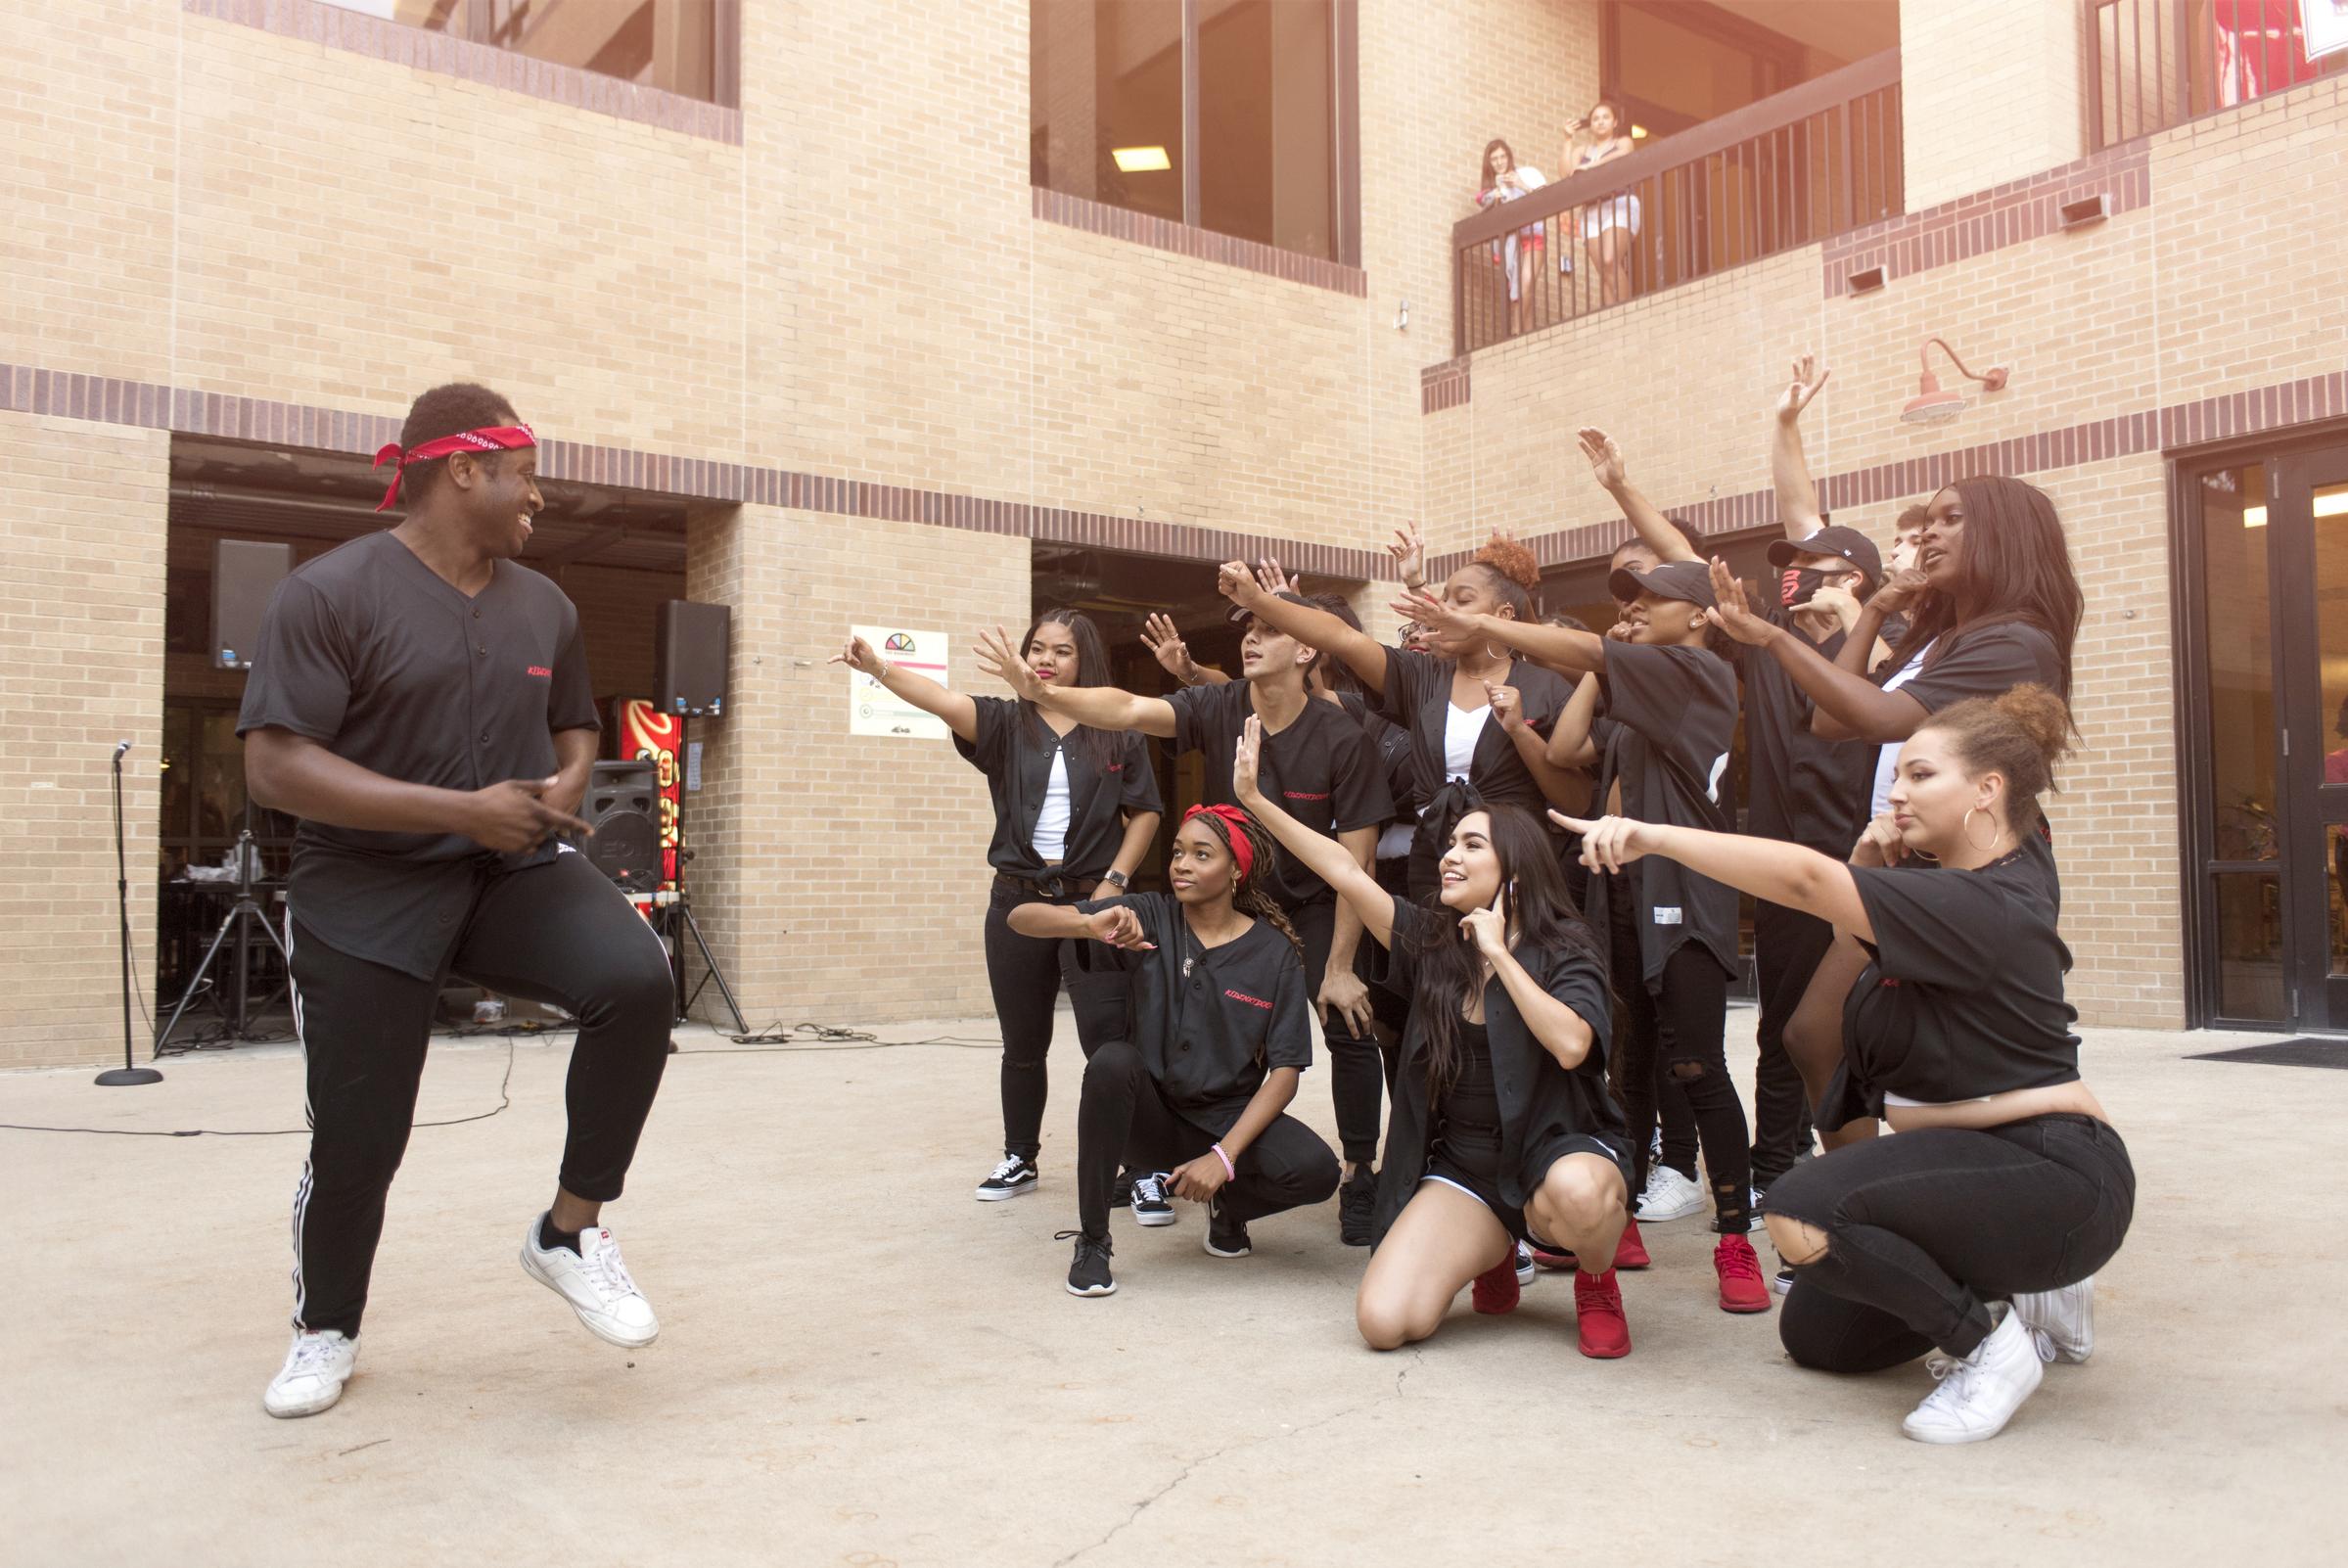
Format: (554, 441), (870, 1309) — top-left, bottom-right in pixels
(1771, 354), (1830, 542)
(1230, 717), (1395, 946)
(831, 633), (979, 743)
(975, 625), (1178, 737)
(1578, 428), (1697, 565)
(1557, 811), (1872, 939)
(1395, 586), (1606, 677)
(1141, 612), (1229, 687)
(1702, 559), (1929, 743)
(1543, 669), (1602, 769)
(1488, 679), (1590, 811)
(1217, 562), (1392, 696)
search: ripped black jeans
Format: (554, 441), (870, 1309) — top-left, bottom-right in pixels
(1767, 1113), (2136, 1365)
(1610, 894), (1750, 1234)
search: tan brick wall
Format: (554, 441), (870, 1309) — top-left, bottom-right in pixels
(1901, 0), (2086, 210)
(0, 414), (171, 1069)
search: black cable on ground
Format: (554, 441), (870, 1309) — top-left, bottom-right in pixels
(704, 1020), (1001, 1053)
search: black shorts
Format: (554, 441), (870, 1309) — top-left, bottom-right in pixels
(1420, 1121), (1631, 1246)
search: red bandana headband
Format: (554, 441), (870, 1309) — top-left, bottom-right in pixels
(371, 424), (536, 511)
(1181, 804), (1256, 882)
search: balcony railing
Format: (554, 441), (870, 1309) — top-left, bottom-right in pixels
(1450, 48), (1902, 355)
(2088, 0), (2347, 149)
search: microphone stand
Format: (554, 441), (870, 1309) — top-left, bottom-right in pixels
(97, 740), (162, 1086)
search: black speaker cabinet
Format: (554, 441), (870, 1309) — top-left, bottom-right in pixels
(582, 759), (662, 890)
(656, 599), (730, 717)
(212, 539), (295, 670)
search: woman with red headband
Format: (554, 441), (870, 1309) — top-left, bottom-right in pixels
(1011, 803), (1340, 1298)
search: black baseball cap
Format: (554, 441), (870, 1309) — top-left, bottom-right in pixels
(1228, 588), (1311, 625)
(1767, 525), (1883, 581)
(1607, 559), (1718, 610)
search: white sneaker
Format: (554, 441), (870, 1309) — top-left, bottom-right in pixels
(520, 1215), (660, 1349)
(1634, 1165), (1706, 1222)
(2013, 1275), (2095, 1363)
(262, 1329), (357, 1418)
(1514, 1239), (1536, 1288)
(1901, 1308), (2052, 1445)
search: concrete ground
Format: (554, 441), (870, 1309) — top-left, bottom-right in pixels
(4, 1008), (2340, 1567)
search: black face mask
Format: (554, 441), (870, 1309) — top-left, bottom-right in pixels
(1783, 567), (1831, 608)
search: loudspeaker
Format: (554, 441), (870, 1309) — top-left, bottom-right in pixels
(656, 600), (730, 717)
(212, 539), (295, 670)
(582, 760), (662, 890)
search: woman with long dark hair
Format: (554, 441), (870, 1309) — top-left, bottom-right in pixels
(1231, 720), (1633, 1358)
(1012, 803), (1339, 1298)
(1705, 474), (2083, 822)
(1476, 137), (1548, 336)
(1558, 685), (2129, 1444)
(832, 611), (1161, 1202)
(1403, 559), (1770, 1314)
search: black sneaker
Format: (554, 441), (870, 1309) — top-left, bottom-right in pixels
(1514, 1239), (1536, 1288)
(1202, 1197), (1251, 1259)
(1337, 1165), (1376, 1247)
(975, 1155), (1037, 1202)
(1058, 1230), (1115, 1297)
(1129, 1172), (1175, 1227)
(1110, 1169), (1135, 1207)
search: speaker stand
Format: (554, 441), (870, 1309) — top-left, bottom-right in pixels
(156, 813), (292, 1052)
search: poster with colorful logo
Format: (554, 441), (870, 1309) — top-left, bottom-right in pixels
(848, 625), (949, 739)
(617, 698), (683, 885)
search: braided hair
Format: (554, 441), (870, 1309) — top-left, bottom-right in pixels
(1185, 807), (1303, 963)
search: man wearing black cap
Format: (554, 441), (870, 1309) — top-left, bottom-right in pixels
(978, 593), (1393, 1243)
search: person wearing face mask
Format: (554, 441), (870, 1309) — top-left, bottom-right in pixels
(1558, 684), (2128, 1445)
(1231, 722), (1633, 1360)
(832, 612), (1161, 1205)
(1405, 561), (1771, 1314)
(1012, 805), (1340, 1299)
(977, 602), (1393, 1247)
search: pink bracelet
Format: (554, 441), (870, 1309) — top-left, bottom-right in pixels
(1212, 1142), (1236, 1180)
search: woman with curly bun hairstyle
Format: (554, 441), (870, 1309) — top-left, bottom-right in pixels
(1560, 686), (2133, 1446)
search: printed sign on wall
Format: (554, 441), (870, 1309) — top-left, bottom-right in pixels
(849, 626), (950, 740)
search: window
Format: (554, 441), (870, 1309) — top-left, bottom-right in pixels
(1030, 0), (1358, 263)
(320, 0), (740, 107)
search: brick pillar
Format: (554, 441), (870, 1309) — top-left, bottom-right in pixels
(1900, 0), (2088, 210)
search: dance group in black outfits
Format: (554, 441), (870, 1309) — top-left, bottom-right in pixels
(845, 357), (2135, 1446)
(243, 370), (2132, 1447)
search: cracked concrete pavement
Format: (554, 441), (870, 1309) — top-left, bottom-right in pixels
(5, 1009), (2341, 1566)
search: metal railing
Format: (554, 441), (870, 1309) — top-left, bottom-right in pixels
(2088, 0), (2348, 149)
(1450, 49), (1902, 355)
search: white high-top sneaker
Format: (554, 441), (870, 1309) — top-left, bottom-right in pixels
(2013, 1275), (2095, 1363)
(262, 1329), (358, 1418)
(521, 1215), (660, 1349)
(1901, 1306), (2053, 1445)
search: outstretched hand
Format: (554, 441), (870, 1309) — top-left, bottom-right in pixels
(974, 624), (1048, 702)
(1387, 521), (1427, 585)
(1577, 426), (1627, 492)
(1548, 810), (1654, 873)
(1867, 566), (1930, 618)
(1253, 557), (1296, 598)
(1776, 352), (1830, 425)
(1232, 715), (1266, 804)
(828, 633), (885, 677)
(1217, 559), (1268, 612)
(1140, 612), (1200, 682)
(1392, 585), (1476, 645)
(1702, 557), (1777, 647)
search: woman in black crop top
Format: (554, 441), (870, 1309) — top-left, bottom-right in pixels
(1558, 685), (2134, 1446)
(1233, 719), (1637, 1361)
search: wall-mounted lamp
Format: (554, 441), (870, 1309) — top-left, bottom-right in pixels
(1901, 337), (2008, 425)
(1395, 299), (1409, 332)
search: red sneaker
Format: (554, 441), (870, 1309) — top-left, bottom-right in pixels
(1715, 1233), (1772, 1314)
(1573, 1268), (1632, 1359)
(1471, 1252), (1522, 1314)
(1612, 1217), (1651, 1270)
(1529, 1243), (1578, 1272)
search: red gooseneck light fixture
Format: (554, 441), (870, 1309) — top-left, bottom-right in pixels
(1902, 337), (2009, 425)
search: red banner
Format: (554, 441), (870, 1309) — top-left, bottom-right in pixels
(616, 699), (683, 887)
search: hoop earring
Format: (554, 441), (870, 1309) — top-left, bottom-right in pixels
(1962, 807), (1997, 853)
(1484, 641), (1510, 664)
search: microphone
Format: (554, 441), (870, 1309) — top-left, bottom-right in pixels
(114, 739), (133, 759)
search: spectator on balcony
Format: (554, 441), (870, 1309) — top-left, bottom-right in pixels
(1562, 100), (1639, 307)
(1477, 138), (1548, 337)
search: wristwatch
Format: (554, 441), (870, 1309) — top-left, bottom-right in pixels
(1103, 870), (1129, 890)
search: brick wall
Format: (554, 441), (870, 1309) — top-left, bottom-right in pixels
(1900, 0), (2086, 209)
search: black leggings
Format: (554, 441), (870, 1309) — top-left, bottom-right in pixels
(1750, 898), (1829, 1186)
(1769, 1114), (2136, 1366)
(1609, 882), (1750, 1232)
(286, 851), (674, 1337)
(1075, 1040), (1340, 1240)
(1292, 897), (1384, 1166)
(983, 879), (1131, 1162)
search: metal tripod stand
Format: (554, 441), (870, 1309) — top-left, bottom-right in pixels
(656, 847), (745, 1034)
(156, 804), (291, 1050)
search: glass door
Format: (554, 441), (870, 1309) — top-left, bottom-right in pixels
(2275, 449), (2348, 1025)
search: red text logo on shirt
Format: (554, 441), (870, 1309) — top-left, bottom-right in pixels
(1223, 988), (1272, 1010)
(1282, 790), (1330, 802)
(525, 666), (553, 679)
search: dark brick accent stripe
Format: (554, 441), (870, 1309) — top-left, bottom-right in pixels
(1821, 144), (2150, 298)
(0, 362), (1384, 579)
(1031, 188), (1369, 299)
(1429, 367), (2348, 574)
(185, 0), (742, 146)
(1420, 357), (1471, 415)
